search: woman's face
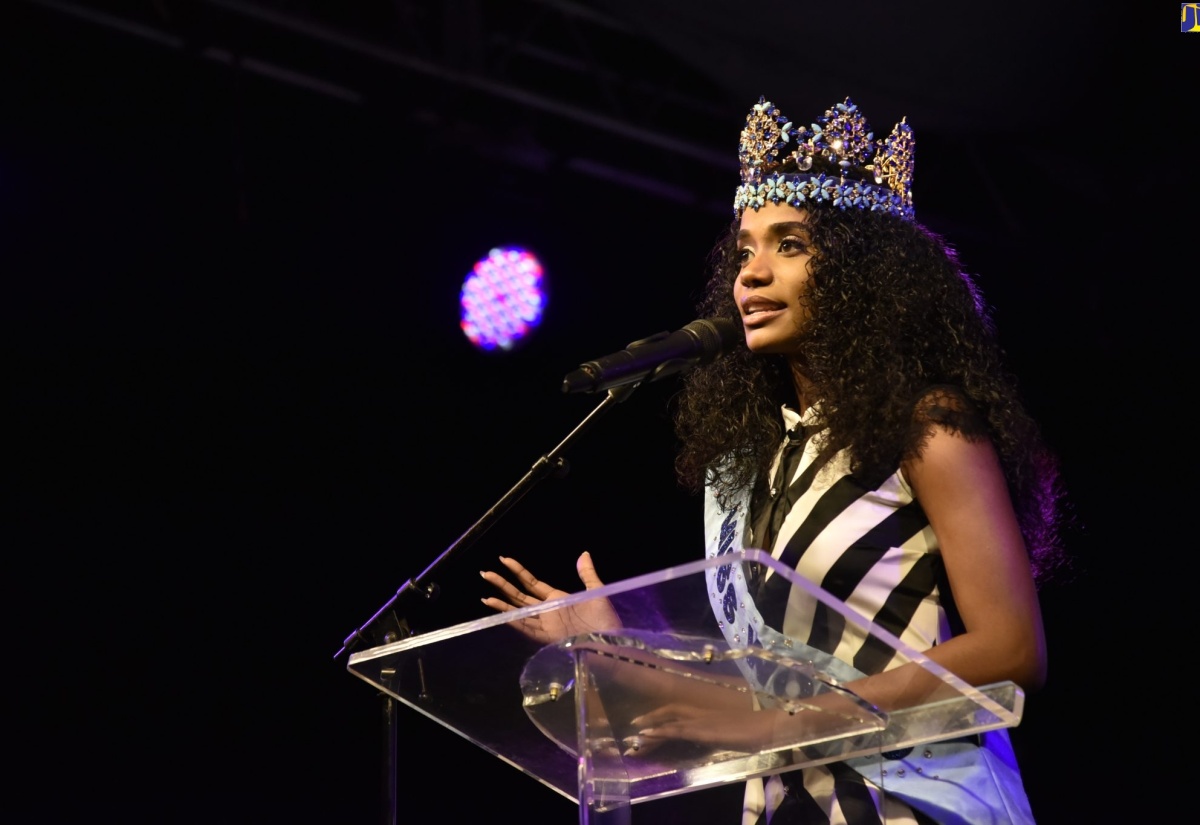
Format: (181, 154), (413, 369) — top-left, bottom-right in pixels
(734, 203), (815, 355)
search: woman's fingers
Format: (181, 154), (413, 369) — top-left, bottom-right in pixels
(497, 555), (556, 598)
(479, 595), (516, 613)
(480, 554), (606, 632)
(575, 551), (606, 590)
(512, 556), (565, 599)
(481, 555), (566, 608)
(629, 704), (681, 730)
(480, 567), (538, 608)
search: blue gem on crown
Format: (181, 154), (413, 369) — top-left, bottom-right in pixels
(734, 96), (915, 221)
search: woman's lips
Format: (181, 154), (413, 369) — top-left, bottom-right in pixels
(742, 300), (786, 327)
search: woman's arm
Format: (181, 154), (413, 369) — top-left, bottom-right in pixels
(869, 424), (1047, 706)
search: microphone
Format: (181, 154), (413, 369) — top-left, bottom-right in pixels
(562, 316), (742, 394)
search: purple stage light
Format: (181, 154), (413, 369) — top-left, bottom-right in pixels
(460, 246), (547, 352)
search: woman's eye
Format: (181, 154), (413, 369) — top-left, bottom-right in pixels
(736, 248), (752, 264)
(779, 238), (804, 253)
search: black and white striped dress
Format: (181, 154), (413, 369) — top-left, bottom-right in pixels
(703, 404), (1036, 825)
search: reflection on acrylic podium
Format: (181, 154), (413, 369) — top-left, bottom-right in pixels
(347, 550), (1023, 825)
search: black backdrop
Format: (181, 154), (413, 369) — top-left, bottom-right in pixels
(6, 4), (1186, 824)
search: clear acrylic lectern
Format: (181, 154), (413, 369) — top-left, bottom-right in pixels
(346, 549), (1023, 824)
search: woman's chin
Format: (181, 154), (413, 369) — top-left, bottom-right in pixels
(744, 332), (796, 355)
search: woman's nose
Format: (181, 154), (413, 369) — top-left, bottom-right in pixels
(739, 256), (771, 285)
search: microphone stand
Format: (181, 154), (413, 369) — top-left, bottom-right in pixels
(333, 383), (640, 825)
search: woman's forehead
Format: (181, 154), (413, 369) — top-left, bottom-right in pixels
(738, 203), (810, 235)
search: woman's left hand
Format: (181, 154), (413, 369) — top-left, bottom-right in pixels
(623, 688), (878, 756)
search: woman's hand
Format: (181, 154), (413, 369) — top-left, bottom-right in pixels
(480, 551), (620, 645)
(622, 688), (878, 756)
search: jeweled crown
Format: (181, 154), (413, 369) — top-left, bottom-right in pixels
(734, 96), (915, 221)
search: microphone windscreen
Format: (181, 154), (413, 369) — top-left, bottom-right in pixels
(684, 317), (742, 361)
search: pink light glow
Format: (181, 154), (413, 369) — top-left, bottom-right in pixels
(460, 246), (546, 351)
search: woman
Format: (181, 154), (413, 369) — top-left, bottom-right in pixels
(483, 96), (1068, 824)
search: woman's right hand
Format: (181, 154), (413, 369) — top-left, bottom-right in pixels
(480, 551), (620, 645)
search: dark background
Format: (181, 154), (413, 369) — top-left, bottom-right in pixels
(6, 2), (1189, 823)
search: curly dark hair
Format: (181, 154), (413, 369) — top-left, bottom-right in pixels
(671, 206), (1070, 584)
